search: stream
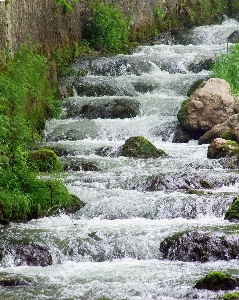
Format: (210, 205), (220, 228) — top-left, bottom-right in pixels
(1, 18), (239, 300)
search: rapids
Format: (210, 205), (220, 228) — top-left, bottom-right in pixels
(1, 18), (239, 300)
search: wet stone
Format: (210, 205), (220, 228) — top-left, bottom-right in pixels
(160, 231), (239, 262)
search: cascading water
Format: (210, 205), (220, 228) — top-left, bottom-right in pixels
(1, 19), (239, 300)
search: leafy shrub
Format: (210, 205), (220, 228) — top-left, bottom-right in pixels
(0, 168), (81, 221)
(84, 1), (129, 52)
(0, 44), (59, 164)
(27, 148), (62, 172)
(211, 43), (239, 96)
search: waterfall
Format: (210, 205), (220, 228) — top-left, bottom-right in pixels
(1, 18), (239, 300)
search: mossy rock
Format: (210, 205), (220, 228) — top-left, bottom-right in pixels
(28, 148), (62, 172)
(62, 158), (100, 171)
(63, 194), (85, 214)
(120, 136), (168, 158)
(225, 198), (239, 222)
(223, 291), (239, 300)
(207, 138), (239, 159)
(160, 231), (239, 262)
(194, 271), (239, 290)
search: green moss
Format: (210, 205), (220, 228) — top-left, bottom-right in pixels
(225, 140), (239, 147)
(185, 190), (205, 195)
(200, 180), (213, 189)
(194, 271), (239, 290)
(120, 136), (167, 158)
(220, 130), (237, 142)
(177, 99), (190, 127)
(223, 292), (239, 300)
(225, 198), (239, 221)
(28, 148), (62, 172)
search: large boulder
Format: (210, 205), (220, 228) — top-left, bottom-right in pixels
(207, 138), (239, 159)
(177, 78), (235, 139)
(119, 136), (168, 158)
(199, 114), (239, 144)
(160, 231), (239, 262)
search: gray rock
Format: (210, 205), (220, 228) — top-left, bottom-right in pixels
(160, 231), (239, 262)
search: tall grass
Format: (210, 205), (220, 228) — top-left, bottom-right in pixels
(0, 45), (82, 222)
(84, 1), (130, 53)
(211, 43), (239, 96)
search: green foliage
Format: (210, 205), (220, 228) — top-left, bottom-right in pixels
(0, 168), (81, 221)
(53, 41), (95, 77)
(153, 4), (166, 21)
(220, 130), (237, 142)
(84, 1), (130, 52)
(54, 0), (78, 13)
(27, 148), (62, 172)
(211, 43), (239, 96)
(223, 292), (239, 300)
(0, 44), (59, 165)
(0, 44), (82, 222)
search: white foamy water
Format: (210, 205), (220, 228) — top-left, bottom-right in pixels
(1, 18), (239, 300)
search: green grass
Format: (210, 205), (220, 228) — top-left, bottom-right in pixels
(83, 1), (130, 53)
(0, 169), (76, 221)
(211, 43), (239, 96)
(0, 45), (84, 222)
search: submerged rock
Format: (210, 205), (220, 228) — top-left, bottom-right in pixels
(160, 231), (239, 262)
(64, 98), (140, 119)
(0, 274), (33, 287)
(61, 158), (100, 171)
(88, 57), (141, 77)
(74, 77), (136, 97)
(80, 99), (140, 119)
(120, 136), (168, 158)
(194, 271), (239, 290)
(94, 146), (121, 157)
(177, 78), (234, 139)
(143, 172), (232, 192)
(0, 240), (53, 267)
